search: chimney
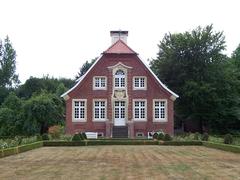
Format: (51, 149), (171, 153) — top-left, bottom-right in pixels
(110, 30), (128, 44)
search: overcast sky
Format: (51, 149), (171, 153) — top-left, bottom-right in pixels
(0, 0), (239, 83)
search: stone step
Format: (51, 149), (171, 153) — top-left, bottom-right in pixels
(112, 126), (128, 138)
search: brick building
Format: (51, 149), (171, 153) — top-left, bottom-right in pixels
(61, 31), (178, 138)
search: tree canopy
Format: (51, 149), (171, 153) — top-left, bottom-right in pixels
(75, 57), (97, 79)
(150, 25), (240, 133)
(0, 36), (19, 88)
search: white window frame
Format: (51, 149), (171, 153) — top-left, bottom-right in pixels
(72, 99), (87, 122)
(133, 76), (147, 90)
(153, 99), (168, 122)
(133, 99), (147, 121)
(93, 99), (107, 121)
(93, 76), (107, 90)
(114, 69), (126, 89)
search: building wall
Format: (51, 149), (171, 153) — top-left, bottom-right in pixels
(65, 53), (174, 137)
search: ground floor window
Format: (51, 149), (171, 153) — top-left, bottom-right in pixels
(94, 100), (106, 121)
(133, 100), (147, 121)
(153, 99), (167, 122)
(73, 99), (87, 122)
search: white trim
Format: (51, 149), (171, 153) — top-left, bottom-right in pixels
(107, 62), (133, 69)
(61, 55), (103, 99)
(92, 99), (107, 122)
(72, 99), (87, 122)
(133, 76), (147, 90)
(93, 76), (107, 90)
(133, 99), (147, 121)
(137, 55), (179, 99)
(153, 99), (168, 122)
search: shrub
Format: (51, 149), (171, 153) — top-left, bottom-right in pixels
(59, 134), (72, 141)
(78, 132), (84, 140)
(194, 132), (200, 140)
(42, 133), (49, 140)
(224, 134), (233, 144)
(153, 132), (158, 140)
(36, 134), (42, 141)
(72, 133), (82, 141)
(48, 125), (61, 139)
(201, 132), (209, 141)
(82, 132), (87, 140)
(164, 134), (172, 141)
(157, 133), (165, 140)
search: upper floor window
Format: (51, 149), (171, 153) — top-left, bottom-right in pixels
(153, 99), (167, 122)
(133, 76), (147, 90)
(72, 99), (87, 122)
(93, 76), (107, 90)
(115, 70), (125, 88)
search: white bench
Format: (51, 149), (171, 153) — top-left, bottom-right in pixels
(85, 132), (98, 139)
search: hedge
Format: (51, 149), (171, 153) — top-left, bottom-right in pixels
(43, 141), (86, 146)
(0, 141), (43, 158)
(202, 141), (240, 154)
(160, 141), (203, 146)
(43, 140), (159, 146)
(18, 141), (43, 153)
(86, 140), (159, 146)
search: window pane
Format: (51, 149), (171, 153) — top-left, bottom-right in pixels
(134, 78), (139, 87)
(95, 78), (100, 87)
(120, 78), (125, 87)
(140, 78), (145, 87)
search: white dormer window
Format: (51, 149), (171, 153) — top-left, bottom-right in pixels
(93, 76), (107, 90)
(115, 70), (125, 88)
(133, 76), (147, 90)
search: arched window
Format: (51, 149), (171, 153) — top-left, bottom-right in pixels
(115, 70), (125, 88)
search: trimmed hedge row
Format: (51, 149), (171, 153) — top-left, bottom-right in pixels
(0, 141), (43, 158)
(43, 141), (86, 146)
(43, 140), (159, 146)
(43, 140), (204, 146)
(202, 141), (240, 154)
(161, 141), (202, 146)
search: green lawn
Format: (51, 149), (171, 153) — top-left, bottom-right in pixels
(0, 146), (240, 180)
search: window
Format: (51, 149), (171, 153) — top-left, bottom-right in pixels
(153, 99), (167, 122)
(115, 70), (125, 88)
(136, 132), (144, 138)
(73, 99), (86, 122)
(94, 100), (106, 121)
(93, 77), (107, 90)
(133, 76), (147, 90)
(133, 100), (147, 121)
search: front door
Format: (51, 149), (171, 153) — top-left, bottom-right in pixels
(114, 101), (126, 126)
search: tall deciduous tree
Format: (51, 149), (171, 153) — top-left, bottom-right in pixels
(150, 25), (238, 133)
(0, 36), (19, 88)
(75, 57), (97, 79)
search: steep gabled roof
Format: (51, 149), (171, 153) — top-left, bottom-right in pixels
(103, 40), (137, 54)
(61, 42), (179, 100)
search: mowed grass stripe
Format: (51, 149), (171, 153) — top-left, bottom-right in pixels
(0, 146), (240, 180)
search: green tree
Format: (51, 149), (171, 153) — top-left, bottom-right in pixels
(0, 92), (24, 136)
(75, 57), (97, 79)
(0, 36), (19, 88)
(150, 25), (237, 133)
(23, 92), (64, 135)
(16, 76), (74, 99)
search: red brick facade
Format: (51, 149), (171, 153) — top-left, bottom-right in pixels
(62, 39), (178, 138)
